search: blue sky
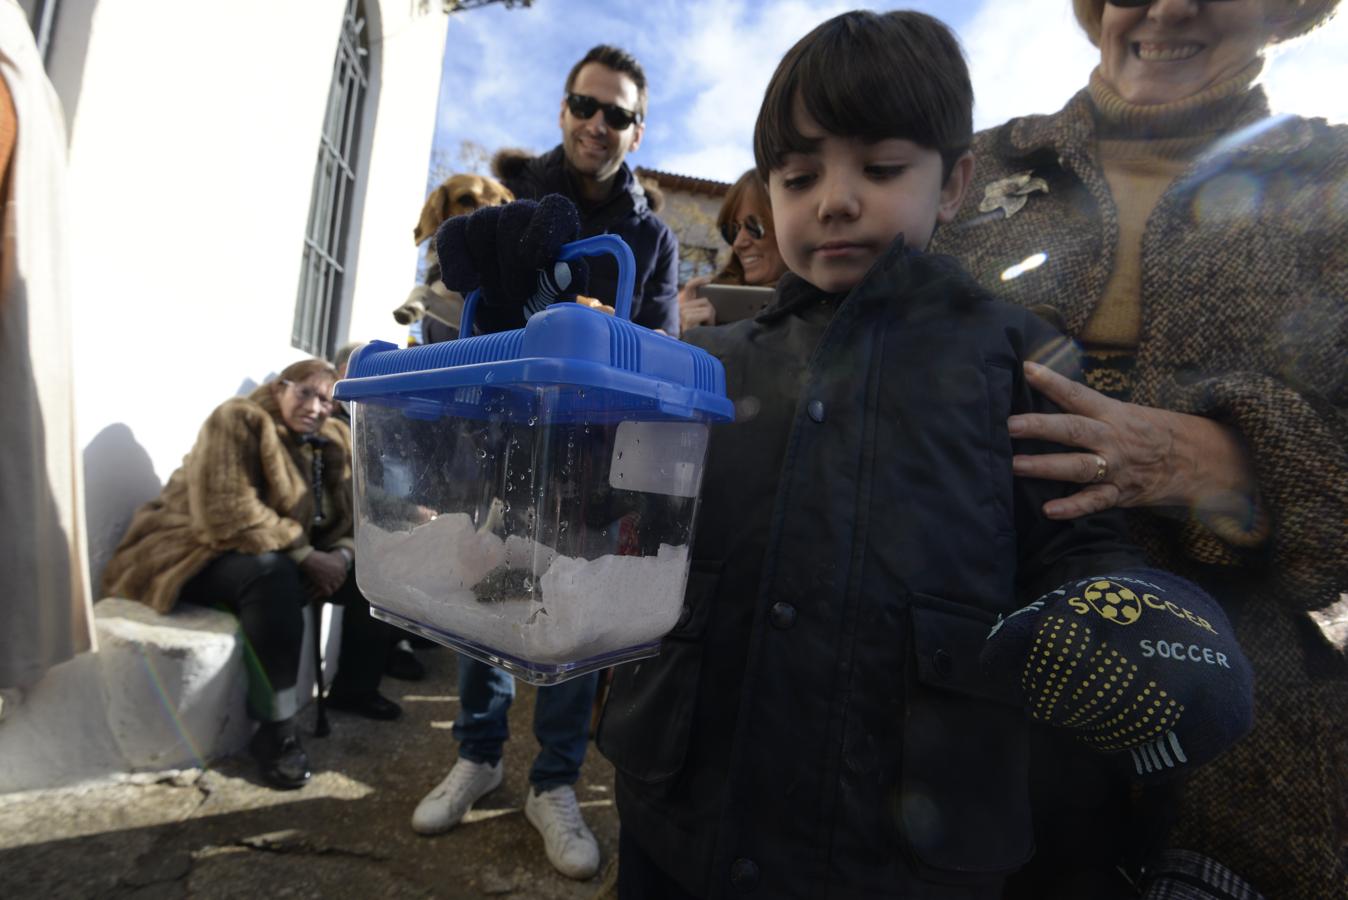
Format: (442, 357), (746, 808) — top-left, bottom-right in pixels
(431, 0), (1347, 185)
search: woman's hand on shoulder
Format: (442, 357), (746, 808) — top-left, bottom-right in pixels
(1007, 361), (1256, 520)
(300, 549), (348, 598)
(679, 276), (716, 332)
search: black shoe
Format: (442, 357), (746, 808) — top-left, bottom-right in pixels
(249, 723), (311, 790)
(326, 689), (402, 721)
(385, 646), (427, 682)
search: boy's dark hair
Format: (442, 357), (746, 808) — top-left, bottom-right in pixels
(564, 44), (649, 119)
(753, 10), (973, 183)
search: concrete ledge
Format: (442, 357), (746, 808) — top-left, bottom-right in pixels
(95, 598), (252, 771)
(0, 598), (342, 794)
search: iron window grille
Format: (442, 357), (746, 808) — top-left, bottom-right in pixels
(293, 0), (369, 359)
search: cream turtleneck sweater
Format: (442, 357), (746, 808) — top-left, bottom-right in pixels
(1083, 59), (1264, 350)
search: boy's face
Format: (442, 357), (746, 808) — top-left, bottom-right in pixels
(767, 109), (970, 294)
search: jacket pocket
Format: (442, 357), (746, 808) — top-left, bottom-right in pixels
(596, 560), (720, 784)
(899, 597), (1033, 878)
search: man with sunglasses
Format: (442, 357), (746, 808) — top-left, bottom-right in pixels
(486, 44), (678, 338)
(411, 43), (677, 881)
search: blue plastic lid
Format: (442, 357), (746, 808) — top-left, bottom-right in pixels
(335, 235), (734, 424)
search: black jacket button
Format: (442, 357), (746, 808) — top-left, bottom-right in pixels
(807, 399), (826, 423)
(769, 601), (797, 630)
(730, 858), (760, 891)
(933, 649), (953, 678)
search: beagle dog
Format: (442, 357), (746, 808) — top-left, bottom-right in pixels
(413, 172), (515, 246)
(395, 173), (515, 329)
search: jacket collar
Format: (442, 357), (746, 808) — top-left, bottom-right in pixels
(534, 145), (647, 221)
(758, 236), (963, 325)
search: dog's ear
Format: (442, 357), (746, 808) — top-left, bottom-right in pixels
(488, 180), (515, 207)
(414, 185), (452, 246)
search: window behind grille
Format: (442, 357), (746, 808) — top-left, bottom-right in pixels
(293, 0), (370, 358)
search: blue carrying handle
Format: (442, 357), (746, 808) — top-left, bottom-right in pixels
(457, 234), (638, 340)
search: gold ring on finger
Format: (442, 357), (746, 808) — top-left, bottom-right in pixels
(1092, 455), (1108, 484)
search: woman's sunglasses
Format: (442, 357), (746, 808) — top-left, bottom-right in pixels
(720, 215), (766, 246)
(565, 93), (642, 131)
(1106, 0), (1236, 6)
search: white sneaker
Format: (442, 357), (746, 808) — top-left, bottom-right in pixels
(524, 785), (600, 880)
(410, 758), (503, 835)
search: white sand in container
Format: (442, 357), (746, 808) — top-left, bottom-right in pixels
(356, 515), (689, 665)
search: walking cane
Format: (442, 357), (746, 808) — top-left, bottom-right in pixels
(311, 598), (331, 737)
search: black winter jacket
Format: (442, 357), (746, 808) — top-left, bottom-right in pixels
(499, 145), (679, 335)
(597, 243), (1146, 898)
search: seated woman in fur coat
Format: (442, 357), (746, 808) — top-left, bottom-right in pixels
(102, 357), (400, 790)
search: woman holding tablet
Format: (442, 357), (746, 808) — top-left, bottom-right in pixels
(678, 169), (787, 332)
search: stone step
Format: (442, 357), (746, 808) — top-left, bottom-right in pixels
(0, 598), (342, 794)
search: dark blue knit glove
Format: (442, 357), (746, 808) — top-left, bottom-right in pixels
(435, 194), (591, 334)
(982, 569), (1253, 781)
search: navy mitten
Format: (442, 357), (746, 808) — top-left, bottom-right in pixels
(982, 569), (1253, 780)
(435, 194), (590, 334)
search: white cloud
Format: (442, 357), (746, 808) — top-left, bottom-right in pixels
(961, 0), (1348, 129)
(1263, 12), (1348, 125)
(647, 0), (956, 181)
(435, 0), (617, 158)
(961, 0), (1098, 131)
(432, 0), (1348, 188)
(647, 0), (854, 179)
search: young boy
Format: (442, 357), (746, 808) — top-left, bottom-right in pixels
(586, 10), (1251, 899)
(433, 11), (1252, 898)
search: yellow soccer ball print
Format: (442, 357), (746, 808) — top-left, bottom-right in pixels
(1083, 580), (1143, 626)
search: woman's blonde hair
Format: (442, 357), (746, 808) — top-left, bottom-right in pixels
(1072, 0), (1339, 46)
(713, 169), (776, 286)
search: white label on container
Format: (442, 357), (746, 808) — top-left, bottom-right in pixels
(609, 421), (709, 498)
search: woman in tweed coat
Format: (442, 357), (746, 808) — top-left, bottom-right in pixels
(931, 0), (1346, 896)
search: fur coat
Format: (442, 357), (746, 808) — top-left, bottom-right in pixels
(931, 86), (1348, 896)
(101, 387), (354, 614)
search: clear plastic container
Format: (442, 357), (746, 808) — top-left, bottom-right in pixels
(335, 236), (734, 683)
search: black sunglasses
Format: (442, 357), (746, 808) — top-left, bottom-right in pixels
(1106, 0), (1236, 6)
(565, 92), (642, 130)
(720, 215), (766, 246)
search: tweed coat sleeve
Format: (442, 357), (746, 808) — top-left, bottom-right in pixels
(1181, 360), (1347, 602)
(185, 399), (306, 554)
(1126, 118), (1348, 610)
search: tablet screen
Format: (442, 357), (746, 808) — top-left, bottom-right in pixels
(699, 284), (775, 324)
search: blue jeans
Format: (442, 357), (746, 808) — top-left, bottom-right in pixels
(453, 655), (598, 790)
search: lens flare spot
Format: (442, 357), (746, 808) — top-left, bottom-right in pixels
(1274, 297), (1345, 394)
(1194, 174), (1263, 225)
(1027, 334), (1082, 375)
(1000, 252), (1048, 282)
(898, 789), (943, 844)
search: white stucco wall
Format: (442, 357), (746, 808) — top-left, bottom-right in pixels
(345, 10), (446, 352)
(47, 1), (447, 582)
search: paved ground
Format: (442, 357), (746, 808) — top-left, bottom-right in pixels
(0, 648), (620, 899)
